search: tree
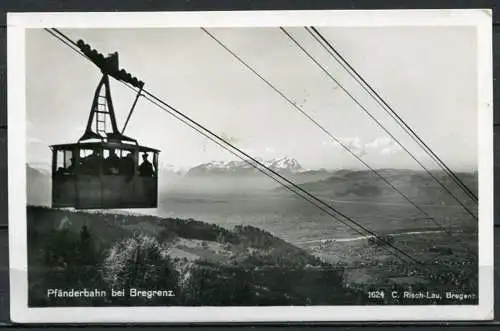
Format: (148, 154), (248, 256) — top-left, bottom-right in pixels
(101, 233), (180, 305)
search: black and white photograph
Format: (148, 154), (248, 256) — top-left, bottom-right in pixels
(8, 10), (494, 323)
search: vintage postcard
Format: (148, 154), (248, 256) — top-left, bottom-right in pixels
(8, 9), (493, 323)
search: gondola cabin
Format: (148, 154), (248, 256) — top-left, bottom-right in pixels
(51, 142), (159, 209)
(50, 40), (160, 209)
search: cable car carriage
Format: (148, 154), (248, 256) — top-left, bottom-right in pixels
(51, 40), (159, 209)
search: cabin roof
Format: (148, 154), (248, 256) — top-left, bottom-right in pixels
(50, 141), (160, 153)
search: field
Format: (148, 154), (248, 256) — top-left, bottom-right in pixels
(157, 190), (478, 294)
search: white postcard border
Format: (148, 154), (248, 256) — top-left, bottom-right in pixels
(7, 9), (494, 323)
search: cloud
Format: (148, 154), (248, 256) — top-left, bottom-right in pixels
(240, 148), (257, 156)
(324, 137), (367, 157)
(342, 138), (367, 157)
(367, 137), (403, 155)
(219, 132), (240, 145)
(365, 137), (392, 149)
(381, 147), (398, 155)
(322, 136), (402, 157)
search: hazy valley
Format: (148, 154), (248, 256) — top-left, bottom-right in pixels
(26, 156), (479, 306)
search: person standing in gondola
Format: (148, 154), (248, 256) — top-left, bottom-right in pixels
(139, 153), (154, 177)
(82, 148), (101, 174)
(104, 149), (121, 175)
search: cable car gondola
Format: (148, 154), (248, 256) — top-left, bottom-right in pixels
(50, 40), (159, 209)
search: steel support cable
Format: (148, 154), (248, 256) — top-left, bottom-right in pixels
(45, 27), (477, 264)
(137, 91), (444, 270)
(115, 81), (442, 272)
(279, 27), (478, 253)
(43, 29), (396, 249)
(44, 27), (475, 281)
(307, 26), (478, 205)
(278, 27), (478, 222)
(200, 27), (478, 255)
(199, 28), (429, 218)
(122, 84), (479, 279)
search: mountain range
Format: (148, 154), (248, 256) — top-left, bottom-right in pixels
(25, 157), (478, 206)
(27, 165), (51, 207)
(161, 157), (334, 194)
(26, 157), (333, 199)
(185, 156), (305, 177)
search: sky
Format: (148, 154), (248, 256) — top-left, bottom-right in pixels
(25, 26), (478, 171)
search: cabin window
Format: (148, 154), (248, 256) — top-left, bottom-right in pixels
(55, 150), (64, 174)
(101, 148), (136, 176)
(79, 148), (102, 175)
(103, 148), (123, 175)
(55, 149), (74, 175)
(138, 151), (156, 177)
(119, 149), (136, 177)
(64, 150), (75, 174)
(121, 149), (132, 158)
(80, 149), (93, 159)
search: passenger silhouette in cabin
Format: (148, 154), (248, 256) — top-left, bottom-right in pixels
(67, 157), (75, 174)
(139, 153), (154, 177)
(82, 148), (101, 174)
(104, 149), (121, 175)
(57, 156), (75, 175)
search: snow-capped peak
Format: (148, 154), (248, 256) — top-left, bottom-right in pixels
(157, 161), (194, 175)
(189, 157), (303, 174)
(267, 156), (302, 172)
